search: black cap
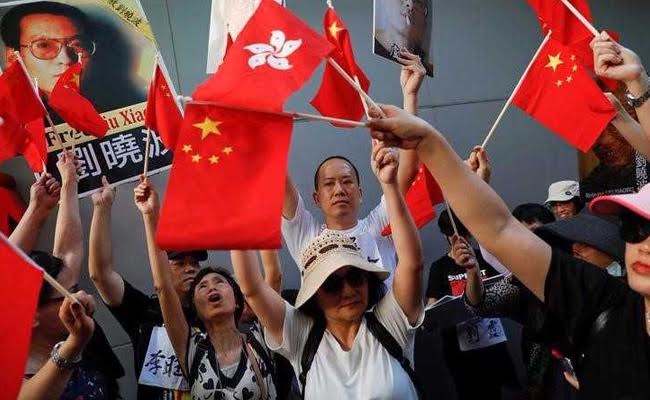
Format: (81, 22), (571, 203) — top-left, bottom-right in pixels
(166, 250), (208, 262)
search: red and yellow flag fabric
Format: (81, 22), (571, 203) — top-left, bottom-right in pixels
(157, 104), (293, 250)
(144, 62), (183, 152)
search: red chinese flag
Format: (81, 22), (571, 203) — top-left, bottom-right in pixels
(0, 233), (43, 400)
(512, 37), (616, 152)
(528, 0), (593, 46)
(21, 118), (47, 173)
(382, 164), (443, 236)
(144, 63), (183, 152)
(48, 63), (109, 138)
(310, 7), (370, 127)
(193, 0), (334, 111)
(0, 61), (45, 125)
(0, 111), (29, 165)
(157, 104), (293, 250)
(0, 187), (26, 235)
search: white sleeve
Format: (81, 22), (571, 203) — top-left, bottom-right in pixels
(372, 290), (424, 350)
(281, 193), (320, 267)
(363, 196), (389, 236)
(479, 245), (511, 276)
(264, 301), (314, 366)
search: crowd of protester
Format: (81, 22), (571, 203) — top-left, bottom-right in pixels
(6, 26), (650, 400)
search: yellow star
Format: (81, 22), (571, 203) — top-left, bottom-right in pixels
(182, 144), (193, 153)
(545, 52), (564, 72)
(556, 80), (563, 87)
(69, 73), (80, 87)
(191, 154), (202, 163)
(193, 117), (222, 140)
(572, 65), (578, 72)
(566, 75), (573, 83)
(209, 155), (220, 164)
(222, 146), (233, 155)
(328, 21), (344, 39)
(570, 55), (576, 62)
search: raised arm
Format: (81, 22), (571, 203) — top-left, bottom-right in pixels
(450, 235), (484, 306)
(283, 174), (299, 219)
(260, 250), (282, 294)
(88, 176), (125, 306)
(602, 92), (650, 161)
(371, 140), (424, 323)
(592, 32), (650, 144)
(52, 151), (83, 288)
(134, 178), (189, 374)
(19, 292), (95, 400)
(231, 250), (286, 344)
(9, 173), (60, 252)
(396, 49), (426, 194)
(368, 106), (551, 300)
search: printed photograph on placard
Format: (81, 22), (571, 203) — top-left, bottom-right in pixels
(579, 87), (649, 202)
(373, 0), (433, 76)
(0, 0), (173, 197)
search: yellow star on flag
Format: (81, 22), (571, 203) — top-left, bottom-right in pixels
(572, 65), (578, 72)
(192, 154), (202, 163)
(328, 21), (344, 39)
(69, 73), (80, 87)
(209, 155), (220, 164)
(556, 80), (563, 87)
(222, 146), (233, 155)
(566, 75), (573, 83)
(545, 53), (564, 72)
(193, 117), (222, 140)
(182, 144), (193, 153)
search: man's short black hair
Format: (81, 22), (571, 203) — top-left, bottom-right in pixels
(512, 203), (556, 225)
(1, 1), (90, 49)
(313, 155), (361, 190)
(437, 209), (469, 238)
(30, 250), (64, 306)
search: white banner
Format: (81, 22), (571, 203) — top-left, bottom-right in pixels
(456, 318), (507, 352)
(138, 326), (190, 391)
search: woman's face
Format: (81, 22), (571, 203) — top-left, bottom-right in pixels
(315, 266), (369, 324)
(625, 236), (650, 297)
(193, 273), (237, 322)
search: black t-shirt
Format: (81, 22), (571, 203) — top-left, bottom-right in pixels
(427, 252), (500, 299)
(544, 249), (650, 399)
(106, 279), (194, 400)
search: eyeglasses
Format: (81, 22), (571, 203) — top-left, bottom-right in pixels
(20, 36), (96, 61)
(321, 268), (367, 294)
(619, 210), (650, 244)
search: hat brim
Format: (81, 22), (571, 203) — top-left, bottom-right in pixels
(591, 192), (650, 220)
(545, 194), (578, 204)
(294, 253), (389, 309)
(166, 250), (208, 262)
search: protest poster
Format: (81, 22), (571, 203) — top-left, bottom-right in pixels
(373, 0), (433, 76)
(578, 89), (649, 202)
(0, 0), (173, 197)
(138, 326), (189, 391)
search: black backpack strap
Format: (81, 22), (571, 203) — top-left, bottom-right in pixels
(188, 336), (211, 388)
(365, 313), (425, 399)
(299, 318), (326, 399)
(246, 330), (281, 393)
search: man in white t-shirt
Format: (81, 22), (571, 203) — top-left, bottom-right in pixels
(282, 52), (427, 285)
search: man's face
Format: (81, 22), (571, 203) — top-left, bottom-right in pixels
(550, 200), (578, 220)
(169, 255), (201, 296)
(8, 13), (80, 94)
(313, 159), (362, 222)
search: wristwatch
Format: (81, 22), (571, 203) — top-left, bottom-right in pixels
(50, 341), (82, 370)
(626, 78), (650, 108)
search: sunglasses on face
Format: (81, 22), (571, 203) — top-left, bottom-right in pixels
(321, 268), (367, 294)
(619, 210), (650, 244)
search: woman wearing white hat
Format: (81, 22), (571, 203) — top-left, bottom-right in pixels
(232, 141), (424, 399)
(366, 102), (650, 399)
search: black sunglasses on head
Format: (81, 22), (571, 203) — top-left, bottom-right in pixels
(619, 210), (650, 244)
(321, 268), (367, 294)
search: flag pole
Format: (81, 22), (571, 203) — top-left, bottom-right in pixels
(481, 31), (552, 149)
(355, 75), (371, 119)
(42, 271), (79, 304)
(181, 97), (365, 127)
(442, 195), (459, 237)
(326, 0), (333, 8)
(32, 77), (48, 174)
(559, 0), (599, 36)
(142, 54), (160, 181)
(327, 58), (386, 118)
(14, 51), (69, 153)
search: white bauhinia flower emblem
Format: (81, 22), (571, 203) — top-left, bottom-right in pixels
(244, 30), (302, 70)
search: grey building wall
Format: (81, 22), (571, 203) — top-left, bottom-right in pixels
(1, 0), (648, 398)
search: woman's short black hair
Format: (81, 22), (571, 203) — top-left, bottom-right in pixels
(437, 209), (469, 238)
(512, 203), (556, 225)
(299, 268), (387, 321)
(30, 250), (64, 306)
(187, 267), (245, 325)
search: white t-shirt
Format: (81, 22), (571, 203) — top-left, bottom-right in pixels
(266, 291), (424, 399)
(282, 193), (397, 286)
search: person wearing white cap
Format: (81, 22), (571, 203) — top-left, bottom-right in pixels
(545, 180), (582, 220)
(367, 103), (650, 399)
(232, 140), (424, 399)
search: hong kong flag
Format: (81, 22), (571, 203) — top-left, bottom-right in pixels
(144, 60), (183, 152)
(382, 164), (443, 236)
(48, 63), (109, 138)
(157, 103), (293, 250)
(310, 7), (370, 127)
(193, 0), (334, 111)
(512, 37), (616, 152)
(0, 233), (43, 400)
